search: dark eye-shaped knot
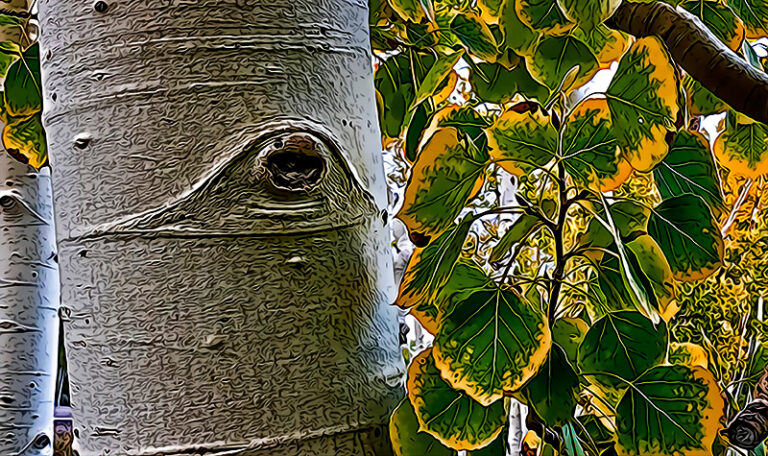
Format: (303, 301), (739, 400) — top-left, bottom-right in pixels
(264, 133), (326, 193)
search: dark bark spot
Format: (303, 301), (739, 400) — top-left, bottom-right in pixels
(94, 1), (108, 13)
(409, 231), (430, 247)
(265, 133), (326, 192)
(32, 433), (50, 449)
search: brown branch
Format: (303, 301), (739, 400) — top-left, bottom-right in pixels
(607, 1), (768, 125)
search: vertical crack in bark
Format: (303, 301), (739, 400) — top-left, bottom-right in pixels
(607, 1), (768, 124)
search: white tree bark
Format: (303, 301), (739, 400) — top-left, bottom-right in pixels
(38, 1), (402, 455)
(0, 1), (58, 454)
(0, 159), (58, 456)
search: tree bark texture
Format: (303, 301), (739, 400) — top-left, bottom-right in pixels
(608, 1), (768, 124)
(37, 1), (403, 455)
(0, 157), (59, 456)
(0, 1), (59, 455)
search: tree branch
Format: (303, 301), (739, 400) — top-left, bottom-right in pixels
(607, 1), (768, 125)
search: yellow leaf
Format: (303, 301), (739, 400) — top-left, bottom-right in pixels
(3, 113), (46, 169)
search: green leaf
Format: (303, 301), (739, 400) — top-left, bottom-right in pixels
(390, 398), (456, 456)
(680, 0), (745, 50)
(468, 430), (507, 455)
(578, 311), (668, 389)
(487, 102), (557, 176)
(575, 415), (614, 446)
(4, 43), (41, 119)
(389, 0), (427, 22)
(647, 194), (724, 281)
(0, 13), (25, 28)
(683, 74), (727, 116)
(411, 49), (464, 110)
(728, 0), (768, 38)
(407, 348), (507, 450)
(654, 130), (724, 216)
(578, 200), (649, 257)
(478, 0), (505, 23)
(490, 213), (543, 263)
(410, 260), (495, 334)
(397, 127), (488, 242)
(557, 0), (621, 31)
(714, 112), (768, 178)
(375, 53), (416, 139)
(606, 37), (679, 172)
(562, 97), (632, 192)
(3, 113), (47, 169)
(451, 12), (499, 61)
(527, 35), (599, 92)
(522, 344), (581, 426)
(516, 0), (574, 35)
(614, 365), (725, 456)
(552, 317), (588, 365)
(0, 40), (20, 80)
(404, 103), (432, 162)
(499, 0), (539, 56)
(434, 288), (551, 405)
(469, 62), (549, 104)
(571, 23), (629, 68)
(398, 216), (474, 310)
(624, 235), (677, 321)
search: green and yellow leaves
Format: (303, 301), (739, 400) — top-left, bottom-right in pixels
(411, 49), (463, 109)
(557, 0), (621, 31)
(407, 348), (508, 450)
(516, 0), (574, 35)
(487, 103), (557, 176)
(398, 217), (473, 310)
(469, 62), (548, 104)
(680, 0), (745, 51)
(578, 311), (668, 388)
(614, 365), (725, 456)
(647, 194), (724, 281)
(2, 42), (45, 169)
(527, 35), (599, 91)
(499, 0), (539, 56)
(397, 127), (488, 242)
(389, 0), (428, 23)
(714, 114), (768, 178)
(434, 288), (551, 405)
(490, 213), (543, 263)
(390, 398), (455, 456)
(728, 0), (768, 38)
(607, 37), (679, 172)
(654, 130), (725, 214)
(451, 12), (499, 61)
(562, 98), (632, 192)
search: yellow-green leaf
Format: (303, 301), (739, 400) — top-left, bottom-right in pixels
(407, 348), (507, 450)
(3, 113), (47, 169)
(562, 97), (633, 192)
(411, 49), (464, 109)
(714, 112), (768, 178)
(390, 398), (455, 456)
(478, 0), (505, 23)
(728, 0), (768, 38)
(451, 12), (499, 62)
(614, 365), (725, 456)
(434, 288), (551, 405)
(680, 0), (745, 51)
(669, 342), (709, 369)
(647, 194), (724, 281)
(397, 127), (489, 242)
(516, 0), (574, 35)
(490, 213), (543, 263)
(500, 0), (540, 56)
(606, 37), (679, 172)
(487, 102), (557, 176)
(557, 0), (621, 31)
(526, 35), (599, 91)
(4, 42), (41, 119)
(571, 24), (629, 68)
(389, 0), (427, 22)
(469, 62), (549, 104)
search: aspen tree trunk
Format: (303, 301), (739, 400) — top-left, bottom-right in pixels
(0, 1), (59, 455)
(37, 1), (403, 455)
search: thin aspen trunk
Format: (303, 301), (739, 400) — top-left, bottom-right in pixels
(0, 1), (58, 455)
(37, 1), (402, 455)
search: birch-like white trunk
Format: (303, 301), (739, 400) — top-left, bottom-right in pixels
(0, 1), (58, 454)
(38, 1), (402, 455)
